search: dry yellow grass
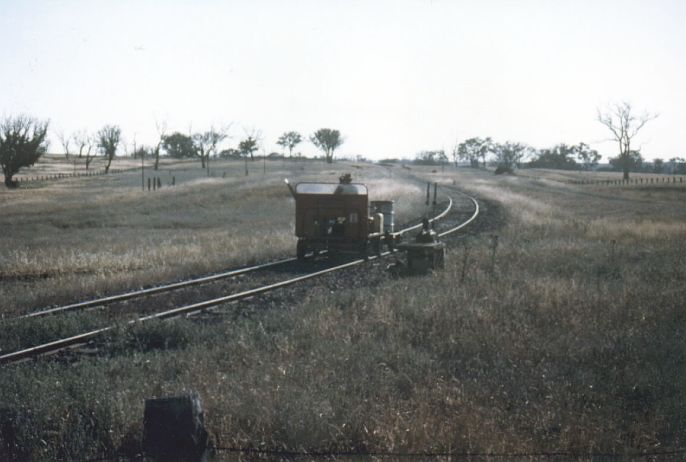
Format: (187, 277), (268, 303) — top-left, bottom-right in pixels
(3, 164), (686, 460)
(0, 159), (427, 316)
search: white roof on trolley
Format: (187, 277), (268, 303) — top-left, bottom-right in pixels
(295, 182), (367, 195)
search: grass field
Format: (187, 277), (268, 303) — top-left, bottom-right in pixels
(0, 157), (424, 317)
(2, 160), (686, 460)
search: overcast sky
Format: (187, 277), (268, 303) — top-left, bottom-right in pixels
(1, 0), (684, 160)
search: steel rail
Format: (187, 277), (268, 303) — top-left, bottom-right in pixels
(1, 193), (476, 366)
(438, 195), (479, 237)
(19, 258), (297, 319)
(0, 259), (371, 364)
(18, 197), (454, 321)
(392, 196), (453, 236)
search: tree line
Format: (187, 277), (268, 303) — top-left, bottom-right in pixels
(414, 102), (674, 178)
(1, 102), (676, 187)
(409, 139), (599, 173)
(446, 138), (600, 173)
(0, 119), (123, 188)
(0, 115), (345, 188)
(418, 137), (684, 176)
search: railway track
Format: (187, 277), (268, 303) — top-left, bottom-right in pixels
(0, 188), (478, 366)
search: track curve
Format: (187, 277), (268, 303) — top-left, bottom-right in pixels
(1, 189), (478, 366)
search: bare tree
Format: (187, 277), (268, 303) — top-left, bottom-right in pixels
(73, 130), (97, 170)
(152, 120), (167, 170)
(193, 125), (230, 171)
(97, 125), (121, 173)
(310, 128), (343, 163)
(56, 130), (71, 159)
(597, 102), (658, 180)
(83, 135), (96, 170)
(73, 130), (88, 159)
(0, 115), (49, 187)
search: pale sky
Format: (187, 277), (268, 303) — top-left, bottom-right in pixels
(1, 0), (684, 161)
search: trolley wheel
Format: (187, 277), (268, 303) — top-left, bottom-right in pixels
(297, 240), (307, 262)
(373, 237), (382, 256)
(435, 248), (445, 269)
(359, 240), (369, 260)
(385, 233), (395, 252)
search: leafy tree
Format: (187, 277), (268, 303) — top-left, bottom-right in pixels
(0, 115), (49, 187)
(97, 125), (121, 173)
(597, 101), (657, 180)
(454, 137), (492, 167)
(238, 136), (259, 176)
(528, 143), (578, 170)
(276, 131), (303, 159)
(574, 142), (601, 170)
(219, 148), (242, 159)
(652, 158), (664, 174)
(414, 150), (448, 165)
(493, 141), (530, 174)
(162, 132), (196, 159)
(609, 150), (643, 173)
(310, 128), (343, 163)
(530, 142), (600, 170)
(668, 157), (686, 175)
(378, 158), (400, 164)
(132, 146), (150, 159)
(238, 136), (259, 160)
(530, 144), (577, 170)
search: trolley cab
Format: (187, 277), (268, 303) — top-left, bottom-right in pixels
(286, 176), (385, 260)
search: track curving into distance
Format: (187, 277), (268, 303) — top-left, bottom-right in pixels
(1, 189), (478, 366)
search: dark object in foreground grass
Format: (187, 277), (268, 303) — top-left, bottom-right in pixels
(144, 392), (209, 461)
(0, 407), (31, 461)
